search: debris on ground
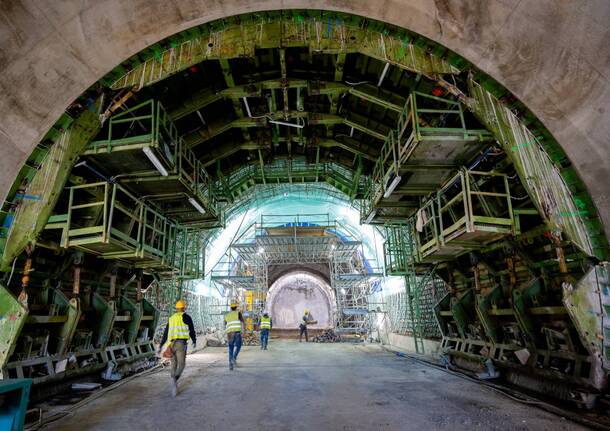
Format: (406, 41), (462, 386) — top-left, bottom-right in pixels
(242, 333), (260, 346)
(204, 331), (226, 347)
(312, 329), (341, 343)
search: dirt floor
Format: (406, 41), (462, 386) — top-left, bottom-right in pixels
(45, 341), (586, 430)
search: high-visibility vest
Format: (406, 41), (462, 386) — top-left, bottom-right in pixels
(168, 312), (190, 341)
(260, 316), (271, 329)
(225, 310), (242, 333)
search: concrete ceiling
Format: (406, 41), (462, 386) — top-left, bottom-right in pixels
(1, 0), (609, 237)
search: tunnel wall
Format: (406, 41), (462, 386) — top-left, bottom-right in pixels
(386, 333), (442, 357)
(0, 1), (609, 237)
(267, 272), (335, 330)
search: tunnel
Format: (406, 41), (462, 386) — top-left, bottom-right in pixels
(267, 271), (336, 331)
(0, 2), (609, 430)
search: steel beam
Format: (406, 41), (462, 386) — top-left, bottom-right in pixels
(110, 15), (459, 90)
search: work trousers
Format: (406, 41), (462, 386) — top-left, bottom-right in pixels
(260, 329), (269, 349)
(228, 332), (242, 364)
(299, 324), (308, 342)
(170, 339), (187, 380)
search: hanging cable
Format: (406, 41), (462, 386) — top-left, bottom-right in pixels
(6, 257), (17, 286)
(344, 80), (371, 86)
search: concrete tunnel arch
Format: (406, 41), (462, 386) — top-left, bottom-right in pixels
(1, 1), (609, 241)
(1, 5), (610, 425)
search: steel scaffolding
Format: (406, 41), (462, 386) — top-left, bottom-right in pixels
(211, 214), (381, 336)
(330, 251), (382, 334)
(383, 222), (448, 353)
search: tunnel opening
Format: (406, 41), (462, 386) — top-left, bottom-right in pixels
(267, 270), (335, 330)
(0, 5), (609, 428)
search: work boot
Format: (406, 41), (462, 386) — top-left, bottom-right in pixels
(171, 378), (177, 397)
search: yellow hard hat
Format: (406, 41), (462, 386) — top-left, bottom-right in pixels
(175, 299), (186, 309)
(230, 302), (237, 308)
(304, 309), (309, 314)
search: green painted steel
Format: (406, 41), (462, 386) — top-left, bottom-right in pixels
(0, 108), (101, 271)
(563, 263), (610, 372)
(468, 79), (607, 260)
(108, 12), (458, 90)
(85, 99), (221, 225)
(116, 295), (142, 345)
(223, 158), (366, 202)
(91, 293), (116, 347)
(361, 92), (492, 224)
(0, 283), (28, 370)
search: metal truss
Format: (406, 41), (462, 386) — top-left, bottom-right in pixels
(108, 12), (459, 90)
(211, 213), (381, 335)
(330, 247), (383, 334)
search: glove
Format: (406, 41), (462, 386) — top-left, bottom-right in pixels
(192, 342), (197, 349)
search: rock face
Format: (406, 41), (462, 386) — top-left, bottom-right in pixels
(268, 272), (334, 329)
(1, 1), (609, 237)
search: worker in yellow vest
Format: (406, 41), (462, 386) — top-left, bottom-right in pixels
(159, 299), (196, 397)
(259, 312), (272, 350)
(224, 302), (244, 370)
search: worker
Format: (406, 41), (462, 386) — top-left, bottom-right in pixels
(298, 309), (317, 342)
(159, 299), (196, 397)
(224, 302), (245, 370)
(259, 312), (272, 350)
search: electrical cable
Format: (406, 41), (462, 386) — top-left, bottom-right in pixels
(6, 257), (17, 286)
(510, 193), (530, 201)
(344, 80), (370, 86)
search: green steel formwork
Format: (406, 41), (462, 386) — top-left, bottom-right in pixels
(361, 92), (492, 224)
(107, 12), (459, 91)
(60, 181), (206, 278)
(383, 221), (416, 276)
(414, 169), (514, 263)
(0, 283), (28, 370)
(86, 99), (178, 172)
(224, 158), (367, 203)
(383, 222), (443, 353)
(0, 282), (158, 386)
(178, 228), (206, 280)
(0, 108), (102, 271)
(84, 99), (222, 225)
(61, 182), (168, 265)
(468, 79), (605, 259)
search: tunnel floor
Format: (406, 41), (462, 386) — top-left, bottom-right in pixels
(46, 341), (584, 431)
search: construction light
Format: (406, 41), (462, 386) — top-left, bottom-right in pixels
(269, 119), (304, 129)
(258, 247), (265, 254)
(188, 197), (206, 214)
(142, 146), (168, 177)
(242, 97), (252, 117)
(383, 175), (402, 198)
(377, 62), (390, 87)
(364, 209), (377, 224)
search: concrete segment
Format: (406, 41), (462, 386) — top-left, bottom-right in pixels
(0, 1), (609, 237)
(46, 341), (585, 431)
